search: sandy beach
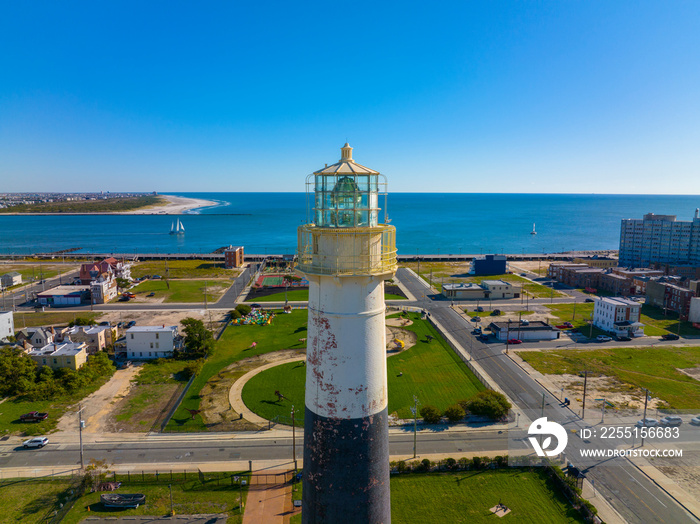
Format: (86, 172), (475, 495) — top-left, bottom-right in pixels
(126, 194), (220, 215)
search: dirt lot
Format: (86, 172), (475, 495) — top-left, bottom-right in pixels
(98, 309), (227, 329)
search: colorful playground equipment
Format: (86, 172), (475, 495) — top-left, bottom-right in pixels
(233, 309), (276, 325)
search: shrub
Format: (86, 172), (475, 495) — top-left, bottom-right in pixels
(465, 390), (512, 420)
(182, 360), (204, 380)
(229, 309), (242, 320)
(445, 457), (457, 470)
(472, 456), (482, 469)
(396, 460), (407, 473)
(458, 457), (471, 469)
(444, 404), (465, 422)
(420, 458), (432, 472)
(420, 405), (442, 425)
(236, 304), (252, 316)
(69, 316), (97, 327)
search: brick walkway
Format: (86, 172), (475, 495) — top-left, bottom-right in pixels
(243, 471), (298, 524)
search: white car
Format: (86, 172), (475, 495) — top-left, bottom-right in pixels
(596, 335), (612, 342)
(689, 416), (700, 426)
(660, 415), (682, 427)
(23, 437), (49, 449)
(636, 418), (658, 427)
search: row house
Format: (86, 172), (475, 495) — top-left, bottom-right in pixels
(646, 280), (696, 320)
(559, 267), (604, 289)
(547, 263), (589, 281)
(0, 271), (22, 289)
(599, 272), (634, 297)
(61, 325), (114, 354)
(572, 256), (618, 269)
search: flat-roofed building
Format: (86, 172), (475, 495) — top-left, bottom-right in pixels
(0, 311), (14, 342)
(224, 246), (245, 269)
(442, 283), (487, 300)
(37, 285), (90, 307)
(481, 280), (521, 299)
(470, 254), (506, 276)
(126, 325), (183, 360)
(573, 256), (618, 269)
(488, 321), (560, 341)
(593, 297), (644, 337)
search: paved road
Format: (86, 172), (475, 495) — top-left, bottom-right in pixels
(397, 267), (697, 524)
(0, 429), (517, 470)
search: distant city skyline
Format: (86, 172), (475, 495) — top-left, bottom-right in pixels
(1, 2), (699, 194)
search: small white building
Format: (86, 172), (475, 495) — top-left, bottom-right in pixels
(37, 285), (90, 307)
(90, 278), (118, 304)
(126, 325), (182, 360)
(481, 280), (521, 299)
(689, 297), (700, 325)
(0, 311), (14, 342)
(1, 272), (22, 289)
(593, 296), (644, 337)
(488, 321), (560, 341)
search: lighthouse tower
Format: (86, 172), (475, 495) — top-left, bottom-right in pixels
(297, 143), (397, 523)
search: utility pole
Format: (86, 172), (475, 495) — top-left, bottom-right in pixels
(581, 371), (591, 420)
(572, 299), (577, 321)
(169, 484), (174, 516)
(505, 320), (510, 353)
(411, 395), (419, 458)
(641, 388), (651, 447)
(292, 405), (297, 472)
(78, 403), (85, 469)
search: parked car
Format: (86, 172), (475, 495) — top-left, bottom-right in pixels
(472, 328), (482, 335)
(584, 298), (595, 303)
(520, 273), (527, 276)
(690, 416), (700, 426)
(476, 306), (484, 312)
(472, 316), (481, 322)
(507, 339), (522, 344)
(123, 292), (136, 299)
(596, 335), (612, 342)
(152, 275), (162, 279)
(478, 334), (489, 342)
(118, 360), (132, 370)
(23, 437), (49, 449)
(520, 319), (530, 326)
(147, 292), (155, 297)
(491, 309), (501, 316)
(126, 321), (136, 328)
(660, 416), (683, 427)
(661, 334), (680, 341)
(636, 418), (658, 427)
(19, 411), (49, 422)
(615, 335), (632, 341)
(99, 321), (111, 326)
(118, 296), (130, 302)
(562, 322), (574, 328)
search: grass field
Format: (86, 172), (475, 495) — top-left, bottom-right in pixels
(545, 303), (608, 338)
(517, 346), (700, 409)
(131, 259), (239, 279)
(640, 304), (700, 337)
(63, 471), (248, 524)
(391, 470), (583, 523)
(0, 264), (62, 282)
(0, 477), (77, 523)
(242, 312), (485, 422)
(165, 310), (308, 431)
(9, 310), (102, 329)
(247, 289), (406, 302)
(129, 279), (228, 303)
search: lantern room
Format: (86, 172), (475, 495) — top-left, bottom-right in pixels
(307, 143), (387, 228)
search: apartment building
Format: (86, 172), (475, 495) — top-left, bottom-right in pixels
(593, 297), (644, 337)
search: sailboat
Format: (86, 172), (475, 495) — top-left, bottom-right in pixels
(530, 223), (537, 235)
(170, 218), (185, 235)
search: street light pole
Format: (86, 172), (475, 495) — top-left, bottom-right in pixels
(292, 405), (297, 472)
(411, 395), (419, 458)
(78, 403), (85, 469)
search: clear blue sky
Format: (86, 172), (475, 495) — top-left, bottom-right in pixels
(1, 1), (699, 194)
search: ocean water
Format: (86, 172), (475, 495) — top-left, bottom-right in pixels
(1, 193), (699, 256)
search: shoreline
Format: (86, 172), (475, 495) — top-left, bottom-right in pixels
(0, 194), (220, 216)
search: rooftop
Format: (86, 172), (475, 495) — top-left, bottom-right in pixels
(488, 321), (559, 332)
(126, 325), (178, 333)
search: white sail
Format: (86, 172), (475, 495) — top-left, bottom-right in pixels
(531, 223), (537, 235)
(180, 221), (185, 232)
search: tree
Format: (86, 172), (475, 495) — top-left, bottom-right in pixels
(180, 318), (214, 357)
(69, 317), (97, 327)
(466, 390), (512, 420)
(235, 304), (251, 316)
(116, 278), (130, 291)
(81, 459), (112, 492)
(419, 405), (442, 425)
(0, 346), (37, 396)
(444, 404), (465, 422)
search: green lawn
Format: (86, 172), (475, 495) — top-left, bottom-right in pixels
(128, 279), (228, 303)
(63, 471), (248, 524)
(246, 289), (406, 302)
(131, 259), (240, 279)
(545, 303), (608, 339)
(0, 195), (165, 213)
(391, 470), (584, 523)
(640, 304), (700, 337)
(242, 312), (485, 422)
(165, 310), (308, 432)
(10, 311), (102, 329)
(0, 264), (62, 282)
(517, 346), (700, 409)
(0, 477), (77, 523)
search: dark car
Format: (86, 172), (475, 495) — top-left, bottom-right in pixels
(472, 316), (481, 322)
(478, 334), (489, 342)
(118, 296), (130, 302)
(584, 298), (595, 303)
(491, 309), (501, 316)
(147, 292), (155, 297)
(661, 334), (680, 340)
(476, 306), (484, 312)
(126, 321), (136, 328)
(616, 335), (632, 341)
(472, 328), (482, 335)
(507, 339), (522, 344)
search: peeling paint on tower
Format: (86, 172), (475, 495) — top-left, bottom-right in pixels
(296, 144), (397, 523)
